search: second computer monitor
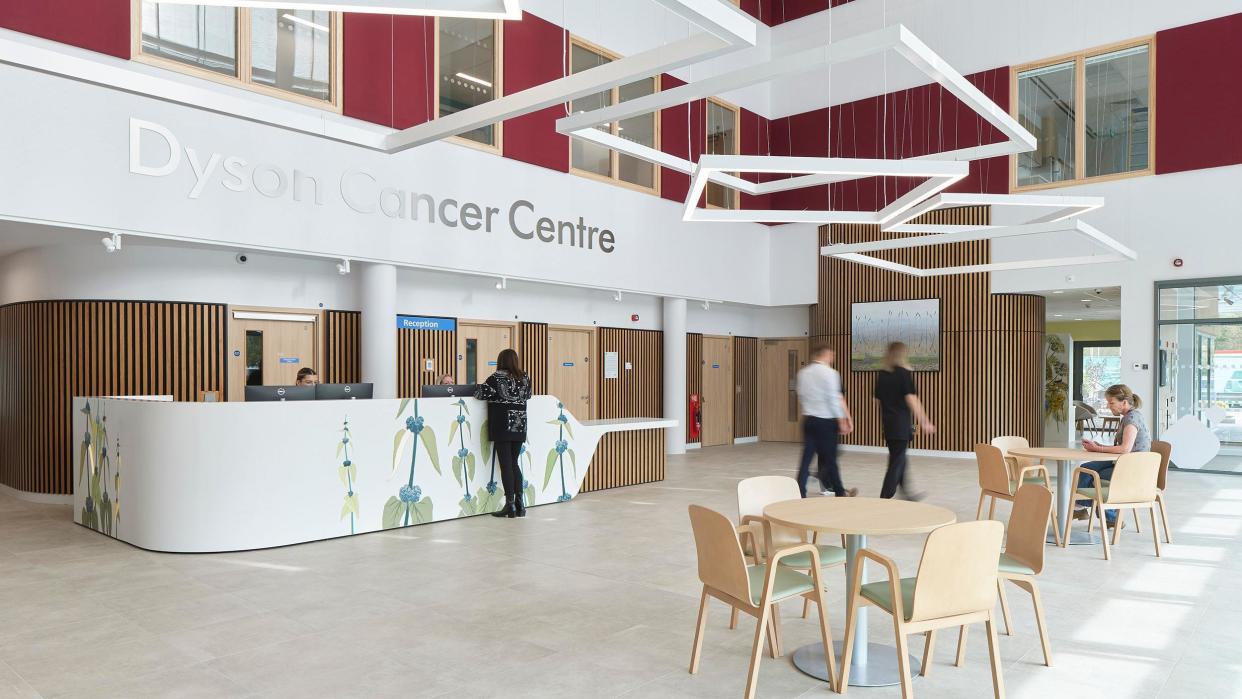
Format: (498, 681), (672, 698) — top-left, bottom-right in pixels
(244, 385), (316, 402)
(314, 383), (374, 400)
(421, 384), (477, 398)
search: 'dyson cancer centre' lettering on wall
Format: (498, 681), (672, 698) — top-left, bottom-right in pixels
(127, 119), (618, 254)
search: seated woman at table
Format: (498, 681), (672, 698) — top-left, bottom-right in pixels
(1075, 384), (1151, 528)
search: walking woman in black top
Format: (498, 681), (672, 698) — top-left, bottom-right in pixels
(474, 348), (533, 518)
(874, 342), (936, 499)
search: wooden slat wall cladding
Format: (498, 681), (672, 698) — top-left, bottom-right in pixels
(322, 310), (361, 384)
(396, 326), (456, 398)
(581, 429), (666, 493)
(687, 332), (703, 443)
(812, 206), (1046, 451)
(596, 327), (663, 419)
(0, 300), (226, 495)
(519, 322), (549, 395)
(733, 336), (758, 438)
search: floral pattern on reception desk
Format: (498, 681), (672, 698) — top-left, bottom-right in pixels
(71, 395), (672, 552)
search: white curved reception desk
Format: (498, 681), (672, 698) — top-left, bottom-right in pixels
(72, 395), (673, 552)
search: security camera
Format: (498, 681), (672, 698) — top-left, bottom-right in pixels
(336, 259), (351, 275)
(235, 253), (249, 265)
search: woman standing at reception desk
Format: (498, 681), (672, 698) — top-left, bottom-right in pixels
(476, 349), (533, 519)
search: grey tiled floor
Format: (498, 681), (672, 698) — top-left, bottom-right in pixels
(2, 443), (1241, 698)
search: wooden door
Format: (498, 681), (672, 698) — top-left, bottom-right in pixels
(457, 322), (514, 385)
(759, 339), (808, 442)
(547, 328), (592, 418)
(701, 336), (733, 446)
(227, 310), (319, 401)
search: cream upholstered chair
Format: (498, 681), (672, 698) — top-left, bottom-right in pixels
(1152, 440), (1174, 543)
(687, 505), (837, 698)
(840, 520), (1006, 698)
(1072, 451), (1163, 560)
(733, 476), (846, 625)
(974, 444), (1062, 546)
(955, 485), (1055, 669)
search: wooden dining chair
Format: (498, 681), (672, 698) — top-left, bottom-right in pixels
(734, 476), (846, 624)
(956, 485), (1054, 669)
(1072, 451), (1162, 560)
(687, 504), (838, 698)
(974, 444), (1062, 546)
(839, 520), (1006, 698)
(1152, 440), (1174, 543)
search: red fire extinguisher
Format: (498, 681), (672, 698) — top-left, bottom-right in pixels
(688, 393), (702, 442)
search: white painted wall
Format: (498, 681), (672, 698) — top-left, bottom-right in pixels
(991, 164), (1242, 414)
(0, 241), (809, 338)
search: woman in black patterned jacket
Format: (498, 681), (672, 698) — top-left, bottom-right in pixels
(474, 348), (533, 518)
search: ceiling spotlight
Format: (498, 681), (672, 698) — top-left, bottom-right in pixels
(495, 277), (507, 290)
(336, 259), (350, 275)
(100, 232), (122, 253)
(702, 300), (711, 311)
(613, 291), (623, 302)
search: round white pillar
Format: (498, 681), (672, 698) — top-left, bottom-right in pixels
(359, 263), (397, 399)
(662, 296), (688, 455)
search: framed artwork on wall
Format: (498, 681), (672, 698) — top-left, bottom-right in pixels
(851, 299), (941, 371)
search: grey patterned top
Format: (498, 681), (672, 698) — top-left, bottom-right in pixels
(1115, 408), (1151, 453)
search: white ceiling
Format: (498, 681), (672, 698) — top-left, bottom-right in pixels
(1040, 286), (1121, 322)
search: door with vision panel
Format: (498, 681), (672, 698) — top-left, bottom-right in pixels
(227, 310), (319, 401)
(547, 328), (592, 419)
(701, 336), (734, 446)
(759, 339), (808, 442)
(457, 322), (514, 386)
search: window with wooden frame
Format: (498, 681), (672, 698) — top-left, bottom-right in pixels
(705, 97), (740, 209)
(1012, 38), (1154, 191)
(134, 2), (341, 110)
(436, 17), (503, 151)
(568, 38), (661, 194)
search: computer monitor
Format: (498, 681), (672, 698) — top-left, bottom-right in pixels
(244, 385), (316, 402)
(315, 383), (374, 400)
(421, 384), (477, 398)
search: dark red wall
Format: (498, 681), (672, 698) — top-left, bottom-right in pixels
(754, 0), (854, 26)
(0, 0), (129, 59)
(503, 12), (568, 172)
(342, 14), (434, 129)
(1156, 13), (1242, 175)
(659, 75), (705, 204)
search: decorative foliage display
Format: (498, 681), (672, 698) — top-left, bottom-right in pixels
(337, 417), (359, 534)
(77, 401), (119, 536)
(1045, 335), (1069, 422)
(448, 399), (480, 516)
(386, 399), (440, 528)
(545, 403), (577, 502)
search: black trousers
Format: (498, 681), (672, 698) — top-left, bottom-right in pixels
(495, 440), (523, 501)
(880, 439), (911, 499)
(797, 417), (843, 497)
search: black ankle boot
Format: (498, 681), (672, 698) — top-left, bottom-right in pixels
(491, 496), (516, 518)
(513, 490), (526, 518)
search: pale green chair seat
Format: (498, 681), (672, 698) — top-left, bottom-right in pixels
(1010, 475), (1047, 492)
(746, 564), (816, 605)
(1076, 485), (1110, 500)
(998, 553), (1035, 576)
(859, 577), (917, 621)
(776, 543), (847, 570)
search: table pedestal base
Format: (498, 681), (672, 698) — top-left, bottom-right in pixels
(791, 642), (922, 687)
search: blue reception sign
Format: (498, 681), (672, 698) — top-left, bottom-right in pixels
(279, 357), (301, 364)
(396, 315), (456, 331)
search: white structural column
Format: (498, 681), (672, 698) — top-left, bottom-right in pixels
(359, 263), (397, 399)
(662, 297), (688, 455)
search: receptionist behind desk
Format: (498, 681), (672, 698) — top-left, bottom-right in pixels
(296, 368), (319, 386)
(474, 349), (532, 519)
(439, 374), (455, 385)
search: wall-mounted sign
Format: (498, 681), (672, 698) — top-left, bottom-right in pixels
(603, 351), (619, 379)
(487, 361), (498, 366)
(424, 358), (435, 371)
(712, 363), (720, 369)
(397, 315), (456, 332)
(562, 362), (575, 367)
(280, 357), (301, 364)
(232, 349), (241, 357)
(625, 362), (633, 370)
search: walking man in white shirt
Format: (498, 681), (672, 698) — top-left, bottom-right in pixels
(796, 346), (856, 498)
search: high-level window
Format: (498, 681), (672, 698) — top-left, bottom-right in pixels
(437, 17), (501, 149)
(1013, 39), (1153, 190)
(568, 38), (660, 193)
(705, 98), (739, 209)
(136, 2), (339, 110)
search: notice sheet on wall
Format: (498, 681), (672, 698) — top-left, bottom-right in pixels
(604, 351), (619, 379)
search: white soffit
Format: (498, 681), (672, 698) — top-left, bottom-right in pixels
(155, 0), (522, 18)
(822, 220), (1137, 277)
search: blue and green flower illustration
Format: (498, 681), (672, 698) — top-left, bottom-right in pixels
(386, 399), (440, 528)
(479, 421), (537, 513)
(337, 417), (359, 534)
(448, 399), (481, 516)
(77, 401), (119, 536)
(544, 403), (577, 502)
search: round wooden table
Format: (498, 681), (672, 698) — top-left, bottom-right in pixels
(1009, 447), (1119, 545)
(763, 497), (956, 687)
